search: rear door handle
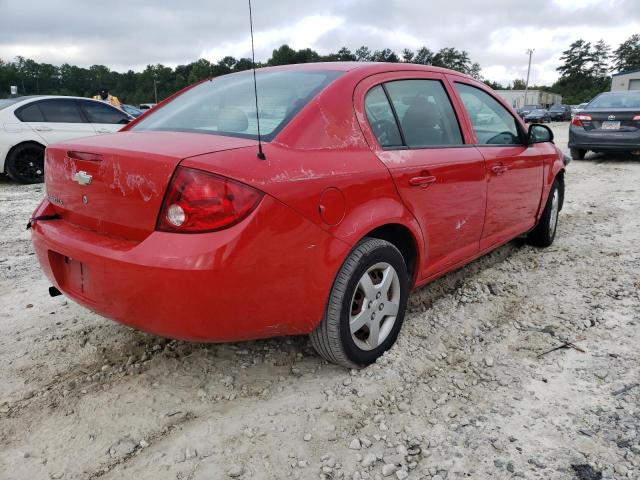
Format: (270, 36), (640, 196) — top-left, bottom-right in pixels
(35, 126), (52, 132)
(409, 175), (437, 187)
(491, 164), (508, 176)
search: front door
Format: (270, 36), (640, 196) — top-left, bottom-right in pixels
(453, 82), (544, 250)
(357, 73), (487, 279)
(78, 100), (130, 134)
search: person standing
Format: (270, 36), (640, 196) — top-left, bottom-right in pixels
(93, 87), (121, 108)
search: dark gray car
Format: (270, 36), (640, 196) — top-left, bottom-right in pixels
(569, 91), (640, 159)
(548, 104), (572, 121)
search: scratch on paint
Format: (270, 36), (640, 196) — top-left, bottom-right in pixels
(455, 219), (466, 230)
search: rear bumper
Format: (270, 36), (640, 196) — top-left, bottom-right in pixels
(31, 197), (347, 342)
(569, 125), (640, 151)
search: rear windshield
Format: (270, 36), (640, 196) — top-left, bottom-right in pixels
(588, 92), (640, 109)
(549, 105), (564, 111)
(531, 109), (546, 114)
(132, 70), (342, 140)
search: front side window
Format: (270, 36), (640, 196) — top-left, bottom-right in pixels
(81, 101), (130, 124)
(364, 85), (403, 147)
(132, 70), (342, 140)
(455, 83), (521, 145)
(385, 80), (463, 147)
(37, 100), (85, 123)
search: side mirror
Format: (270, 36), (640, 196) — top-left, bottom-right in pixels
(528, 124), (553, 144)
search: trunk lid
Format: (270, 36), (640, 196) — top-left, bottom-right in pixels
(582, 108), (640, 131)
(45, 131), (257, 241)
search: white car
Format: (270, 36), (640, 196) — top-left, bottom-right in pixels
(0, 95), (132, 183)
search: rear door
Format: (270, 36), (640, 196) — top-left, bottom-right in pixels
(78, 100), (130, 134)
(452, 81), (545, 250)
(19, 99), (96, 144)
(356, 72), (487, 279)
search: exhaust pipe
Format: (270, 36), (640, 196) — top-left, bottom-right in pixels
(49, 286), (62, 297)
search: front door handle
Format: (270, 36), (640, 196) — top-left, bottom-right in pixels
(491, 164), (508, 176)
(409, 175), (437, 188)
(96, 129), (110, 134)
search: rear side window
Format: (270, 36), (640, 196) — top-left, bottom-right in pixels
(384, 80), (463, 147)
(80, 101), (130, 124)
(364, 86), (403, 147)
(37, 100), (85, 123)
(15, 103), (45, 122)
(132, 70), (342, 140)
(455, 83), (521, 145)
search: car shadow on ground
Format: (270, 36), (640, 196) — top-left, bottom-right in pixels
(585, 151), (640, 163)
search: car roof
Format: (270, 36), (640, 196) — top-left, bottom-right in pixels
(4, 95), (116, 109)
(247, 61), (476, 80)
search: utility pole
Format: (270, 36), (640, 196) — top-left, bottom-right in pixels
(153, 76), (158, 104)
(524, 49), (534, 106)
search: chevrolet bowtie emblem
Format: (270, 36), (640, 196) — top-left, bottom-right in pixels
(73, 171), (92, 185)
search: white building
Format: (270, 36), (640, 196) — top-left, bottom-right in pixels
(495, 90), (563, 109)
(611, 69), (640, 91)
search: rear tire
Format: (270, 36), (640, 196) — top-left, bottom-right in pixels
(5, 143), (45, 184)
(570, 148), (586, 160)
(527, 179), (561, 248)
(309, 238), (409, 368)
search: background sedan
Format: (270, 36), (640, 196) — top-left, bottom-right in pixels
(0, 96), (132, 183)
(569, 91), (640, 160)
(524, 108), (551, 123)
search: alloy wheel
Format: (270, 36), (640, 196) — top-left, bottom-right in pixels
(349, 262), (401, 351)
(14, 147), (44, 183)
(549, 188), (559, 237)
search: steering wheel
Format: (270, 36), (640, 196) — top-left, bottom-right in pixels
(486, 131), (517, 145)
(371, 120), (398, 145)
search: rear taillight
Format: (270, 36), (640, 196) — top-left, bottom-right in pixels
(571, 114), (592, 127)
(633, 115), (640, 121)
(157, 166), (263, 233)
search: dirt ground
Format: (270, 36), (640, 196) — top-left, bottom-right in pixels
(1, 122), (639, 480)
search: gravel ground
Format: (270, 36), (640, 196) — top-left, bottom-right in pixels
(1, 122), (639, 480)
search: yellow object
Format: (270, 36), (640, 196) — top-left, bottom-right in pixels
(92, 94), (121, 108)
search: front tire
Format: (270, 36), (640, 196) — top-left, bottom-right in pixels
(527, 179), (561, 248)
(310, 238), (409, 368)
(570, 148), (586, 160)
(5, 143), (45, 184)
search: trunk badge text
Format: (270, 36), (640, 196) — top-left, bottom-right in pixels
(73, 171), (93, 186)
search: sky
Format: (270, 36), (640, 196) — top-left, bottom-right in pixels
(0, 0), (638, 86)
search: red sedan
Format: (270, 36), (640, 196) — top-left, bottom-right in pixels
(30, 63), (567, 368)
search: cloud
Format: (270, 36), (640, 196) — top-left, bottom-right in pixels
(0, 0), (638, 85)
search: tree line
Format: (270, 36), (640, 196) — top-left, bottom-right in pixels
(1, 35), (639, 105)
(0, 44), (480, 104)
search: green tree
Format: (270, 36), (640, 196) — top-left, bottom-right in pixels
(557, 40), (593, 78)
(512, 79), (527, 89)
(433, 48), (471, 73)
(370, 49), (399, 62)
(552, 38), (611, 104)
(413, 47), (434, 65)
(592, 40), (611, 78)
(355, 46), (371, 62)
(612, 34), (640, 72)
(401, 49), (414, 63)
